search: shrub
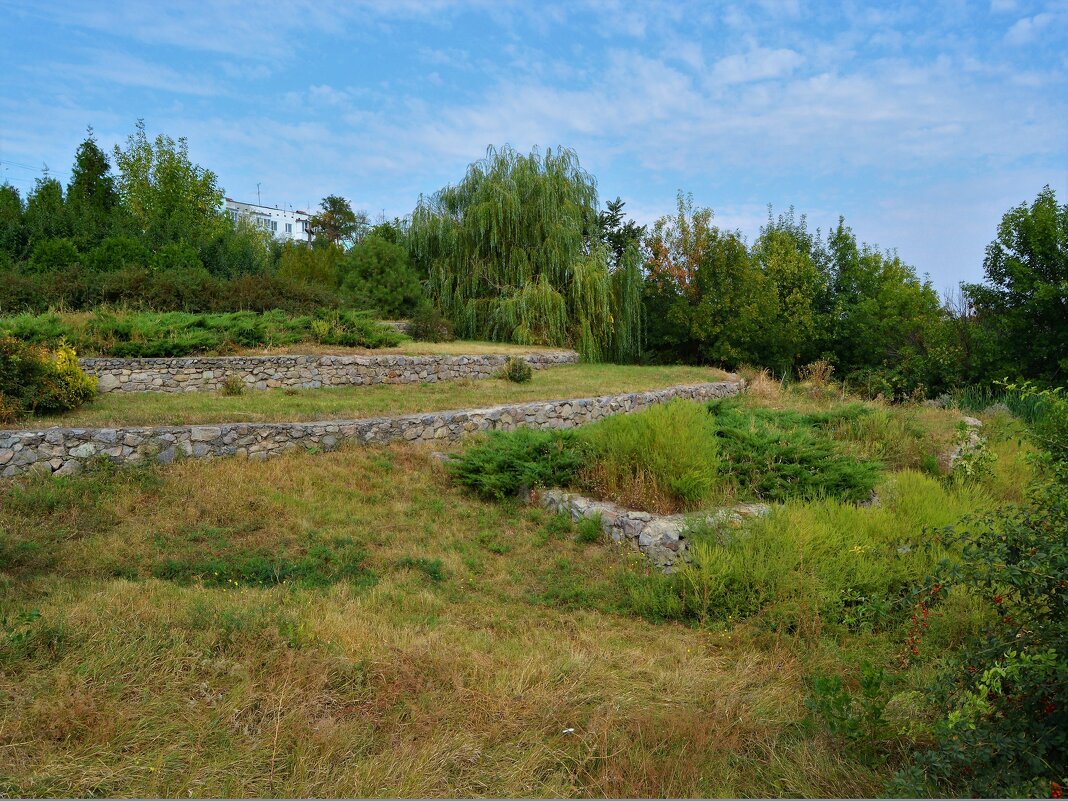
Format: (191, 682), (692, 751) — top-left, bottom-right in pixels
(219, 375), (245, 396)
(447, 428), (589, 500)
(86, 236), (149, 272)
(502, 356), (533, 383)
(406, 304), (454, 342)
(310, 310), (405, 349)
(579, 400), (721, 512)
(0, 336), (96, 420)
(0, 310), (403, 358)
(707, 399), (883, 503)
(341, 235), (425, 318)
(893, 463), (1068, 798)
(27, 238), (80, 273)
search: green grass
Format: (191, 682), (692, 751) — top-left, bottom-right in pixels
(4, 364), (726, 429)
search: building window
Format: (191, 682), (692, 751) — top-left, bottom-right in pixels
(270, 220), (278, 232)
(229, 210), (239, 222)
(285, 222), (292, 234)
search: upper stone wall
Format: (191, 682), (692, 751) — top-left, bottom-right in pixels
(80, 351), (578, 393)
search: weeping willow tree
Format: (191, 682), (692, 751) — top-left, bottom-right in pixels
(409, 146), (642, 362)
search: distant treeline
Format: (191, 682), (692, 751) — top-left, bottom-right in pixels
(1, 125), (1064, 394)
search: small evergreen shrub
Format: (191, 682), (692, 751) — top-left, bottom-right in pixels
(502, 356), (533, 383)
(0, 309), (403, 357)
(707, 399), (883, 503)
(447, 428), (588, 499)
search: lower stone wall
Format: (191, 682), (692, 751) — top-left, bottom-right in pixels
(539, 489), (768, 571)
(0, 380), (742, 479)
(81, 351), (578, 393)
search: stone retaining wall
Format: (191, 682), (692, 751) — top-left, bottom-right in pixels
(539, 489), (768, 571)
(0, 380), (742, 479)
(80, 351), (578, 393)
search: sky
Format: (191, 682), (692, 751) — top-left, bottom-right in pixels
(1, 0), (1065, 291)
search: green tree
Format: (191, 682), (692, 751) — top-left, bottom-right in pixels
(752, 208), (828, 373)
(643, 192), (772, 366)
(112, 120), (227, 251)
(23, 176), (68, 249)
(813, 218), (949, 396)
(276, 241), (343, 286)
(309, 195), (367, 248)
(0, 184), (24, 261)
(965, 185), (1067, 384)
(341, 235), (425, 318)
(598, 196), (645, 266)
(409, 145), (641, 361)
(66, 128), (121, 249)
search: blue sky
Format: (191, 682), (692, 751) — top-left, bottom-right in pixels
(1, 0), (1065, 289)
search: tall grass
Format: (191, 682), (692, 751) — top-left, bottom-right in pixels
(679, 470), (996, 629)
(578, 400), (722, 512)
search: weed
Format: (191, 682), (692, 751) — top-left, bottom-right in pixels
(501, 356), (533, 383)
(219, 375), (246, 396)
(575, 514), (603, 543)
(396, 556), (446, 582)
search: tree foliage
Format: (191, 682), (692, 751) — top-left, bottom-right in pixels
(965, 185), (1067, 384)
(341, 235), (423, 318)
(112, 119), (227, 249)
(309, 195), (367, 248)
(409, 145), (641, 361)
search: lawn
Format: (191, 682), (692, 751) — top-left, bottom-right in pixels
(0, 391), (1032, 797)
(5, 364), (728, 430)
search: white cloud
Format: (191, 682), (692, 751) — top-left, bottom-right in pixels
(710, 47), (804, 85)
(1005, 12), (1056, 44)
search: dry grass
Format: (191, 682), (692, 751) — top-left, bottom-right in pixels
(0, 385), (1033, 798)
(5, 364), (728, 430)
(0, 442), (885, 798)
(741, 367), (783, 401)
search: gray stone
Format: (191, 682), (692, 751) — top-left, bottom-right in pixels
(69, 442), (96, 459)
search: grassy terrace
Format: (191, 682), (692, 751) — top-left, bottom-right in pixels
(7, 364), (729, 429)
(0, 398), (1032, 797)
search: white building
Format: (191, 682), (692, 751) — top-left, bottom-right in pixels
(225, 198), (312, 243)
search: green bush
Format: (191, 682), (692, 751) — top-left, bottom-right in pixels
(405, 304), (454, 342)
(893, 463), (1068, 798)
(707, 399), (883, 503)
(502, 356), (533, 383)
(579, 400), (721, 512)
(0, 336), (97, 421)
(447, 428), (589, 500)
(27, 238), (80, 273)
(85, 236), (149, 272)
(0, 309), (403, 357)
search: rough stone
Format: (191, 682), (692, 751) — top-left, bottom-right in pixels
(81, 350), (579, 394)
(0, 380), (742, 480)
(539, 485), (768, 572)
